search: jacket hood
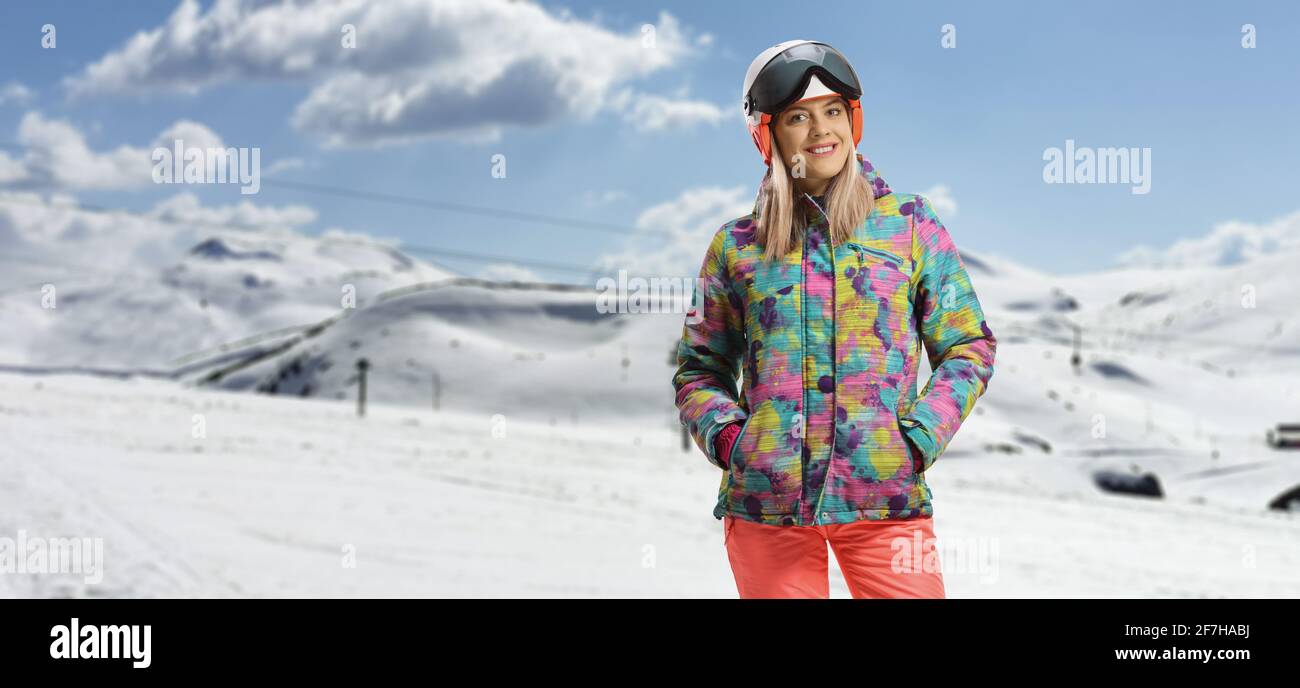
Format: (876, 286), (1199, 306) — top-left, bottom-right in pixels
(750, 151), (892, 221)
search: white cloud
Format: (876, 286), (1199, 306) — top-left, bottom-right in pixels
(0, 82), (34, 106)
(149, 191), (317, 230)
(67, 0), (708, 147)
(582, 189), (630, 207)
(0, 112), (226, 191)
(614, 90), (727, 132)
(479, 263), (544, 283)
(920, 184), (957, 218)
(264, 157), (307, 176)
(597, 184), (752, 279)
(0, 152), (24, 185)
(154, 120), (225, 151)
(3, 112), (153, 190)
(1116, 209), (1300, 269)
(319, 226), (401, 247)
(0, 190), (319, 284)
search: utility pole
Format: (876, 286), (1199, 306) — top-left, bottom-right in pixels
(356, 358), (370, 417)
(1070, 322), (1082, 374)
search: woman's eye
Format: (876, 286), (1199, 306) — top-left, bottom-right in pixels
(827, 107), (841, 116)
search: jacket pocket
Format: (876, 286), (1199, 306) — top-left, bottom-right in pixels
(844, 242), (906, 269)
(894, 399), (921, 476)
(900, 420), (924, 475)
(839, 241), (912, 320)
(725, 399), (803, 512)
(728, 412), (754, 470)
(897, 412), (936, 475)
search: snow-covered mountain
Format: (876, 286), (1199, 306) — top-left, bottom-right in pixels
(926, 242), (1300, 515)
(3, 213), (1299, 600)
(0, 227), (456, 371)
(204, 278), (684, 428)
(5, 217), (1298, 510)
(144, 235), (1296, 518)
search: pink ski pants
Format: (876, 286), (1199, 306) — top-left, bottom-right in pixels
(723, 514), (946, 599)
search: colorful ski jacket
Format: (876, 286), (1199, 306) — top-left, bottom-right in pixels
(673, 153), (996, 526)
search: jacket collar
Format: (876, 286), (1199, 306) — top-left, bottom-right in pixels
(750, 151), (892, 222)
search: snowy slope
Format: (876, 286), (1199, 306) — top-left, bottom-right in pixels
(4, 227), (1300, 597)
(953, 246), (1300, 519)
(207, 278), (687, 426)
(189, 240), (1300, 508)
(0, 371), (1296, 598)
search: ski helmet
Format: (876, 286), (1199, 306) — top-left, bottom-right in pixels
(742, 40), (864, 166)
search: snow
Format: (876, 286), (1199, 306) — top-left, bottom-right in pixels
(1, 366), (1296, 598)
(207, 279), (681, 424)
(2, 218), (1299, 597)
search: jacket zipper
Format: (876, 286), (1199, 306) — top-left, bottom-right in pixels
(818, 214), (835, 525)
(800, 214), (810, 524)
(803, 195), (833, 525)
(847, 242), (904, 266)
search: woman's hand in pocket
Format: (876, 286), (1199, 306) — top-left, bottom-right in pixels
(713, 421), (744, 470)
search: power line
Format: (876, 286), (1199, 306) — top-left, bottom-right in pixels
(2, 137), (638, 276)
(260, 178), (636, 237)
(0, 140), (639, 236)
(400, 244), (605, 277)
(0, 193), (607, 279)
(1, 189), (1288, 346)
(1004, 319), (1297, 354)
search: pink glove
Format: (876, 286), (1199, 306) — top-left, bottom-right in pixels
(713, 421), (743, 469)
(905, 435), (925, 474)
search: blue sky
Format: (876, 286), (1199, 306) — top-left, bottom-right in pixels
(1, 0), (1297, 281)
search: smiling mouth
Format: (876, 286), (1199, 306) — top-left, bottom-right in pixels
(805, 142), (838, 157)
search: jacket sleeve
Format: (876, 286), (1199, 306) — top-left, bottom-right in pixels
(899, 195), (997, 471)
(673, 225), (749, 469)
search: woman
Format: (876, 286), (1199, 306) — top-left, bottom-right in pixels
(672, 40), (997, 598)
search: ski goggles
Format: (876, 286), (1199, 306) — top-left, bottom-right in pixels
(743, 42), (863, 118)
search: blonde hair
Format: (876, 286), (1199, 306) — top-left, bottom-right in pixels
(754, 132), (874, 262)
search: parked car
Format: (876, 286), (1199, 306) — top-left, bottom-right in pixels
(1092, 469), (1163, 498)
(1265, 423), (1300, 449)
(1268, 484), (1300, 512)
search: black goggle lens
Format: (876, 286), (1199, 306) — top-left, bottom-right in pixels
(749, 43), (861, 115)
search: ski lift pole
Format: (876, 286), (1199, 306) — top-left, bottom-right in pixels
(432, 371), (441, 412)
(1071, 323), (1082, 374)
(356, 358), (370, 417)
(1060, 316), (1081, 374)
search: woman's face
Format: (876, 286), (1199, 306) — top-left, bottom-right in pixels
(771, 95), (852, 195)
